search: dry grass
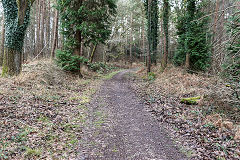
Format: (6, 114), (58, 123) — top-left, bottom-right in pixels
(136, 64), (240, 122)
(132, 64), (240, 159)
(0, 60), (103, 159)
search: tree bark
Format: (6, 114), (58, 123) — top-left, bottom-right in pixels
(162, 0), (169, 69)
(90, 44), (97, 63)
(40, 0), (45, 57)
(36, 0), (41, 55)
(147, 0), (152, 73)
(51, 8), (59, 59)
(0, 17), (5, 66)
(142, 16), (145, 64)
(74, 30), (83, 77)
(2, 48), (22, 76)
(185, 53), (190, 69)
(130, 12), (133, 65)
(74, 30), (82, 56)
(45, 0), (51, 55)
(1, 0), (33, 76)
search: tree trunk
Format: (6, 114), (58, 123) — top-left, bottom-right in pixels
(36, 0), (41, 56)
(185, 53), (190, 69)
(2, 48), (22, 76)
(1, 0), (33, 76)
(130, 13), (133, 65)
(90, 44), (97, 63)
(51, 9), (59, 59)
(184, 0), (196, 70)
(74, 30), (82, 56)
(147, 0), (152, 73)
(103, 46), (106, 64)
(40, 0), (45, 57)
(30, 8), (36, 58)
(73, 30), (83, 77)
(211, 0), (219, 73)
(45, 0), (51, 56)
(0, 17), (5, 66)
(162, 0), (169, 69)
(142, 16), (145, 64)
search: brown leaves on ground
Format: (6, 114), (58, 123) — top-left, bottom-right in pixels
(136, 64), (240, 122)
(0, 60), (101, 159)
(129, 64), (240, 160)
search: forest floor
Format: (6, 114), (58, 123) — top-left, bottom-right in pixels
(0, 60), (121, 159)
(128, 64), (240, 160)
(1, 61), (239, 160)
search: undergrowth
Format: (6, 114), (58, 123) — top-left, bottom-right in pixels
(136, 64), (240, 122)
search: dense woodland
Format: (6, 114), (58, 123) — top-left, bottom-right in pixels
(0, 0), (239, 86)
(0, 1), (238, 74)
(0, 0), (239, 159)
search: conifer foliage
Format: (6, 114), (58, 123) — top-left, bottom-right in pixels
(174, 0), (211, 71)
(56, 0), (117, 72)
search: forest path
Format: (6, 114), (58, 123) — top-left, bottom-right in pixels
(78, 70), (186, 160)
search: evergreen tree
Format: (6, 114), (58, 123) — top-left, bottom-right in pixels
(162, 0), (170, 69)
(174, 0), (211, 71)
(56, 0), (117, 73)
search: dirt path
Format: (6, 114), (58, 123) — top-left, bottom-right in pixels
(78, 70), (186, 160)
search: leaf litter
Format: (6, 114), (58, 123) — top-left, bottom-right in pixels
(0, 60), (104, 159)
(129, 65), (240, 160)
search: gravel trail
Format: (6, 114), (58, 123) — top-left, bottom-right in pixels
(78, 70), (186, 160)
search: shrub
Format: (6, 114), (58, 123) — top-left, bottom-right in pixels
(55, 50), (88, 72)
(88, 62), (118, 73)
(148, 72), (156, 81)
(88, 62), (108, 72)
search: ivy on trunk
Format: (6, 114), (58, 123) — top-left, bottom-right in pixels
(1, 0), (34, 76)
(144, 0), (159, 66)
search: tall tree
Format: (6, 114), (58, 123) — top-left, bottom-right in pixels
(36, 0), (41, 55)
(185, 0), (196, 69)
(130, 12), (133, 64)
(56, 0), (117, 74)
(162, 0), (170, 69)
(145, 0), (159, 69)
(0, 17), (5, 66)
(51, 7), (59, 59)
(147, 0), (152, 72)
(1, 0), (35, 76)
(174, 0), (211, 71)
(39, 0), (45, 57)
(45, 0), (51, 54)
